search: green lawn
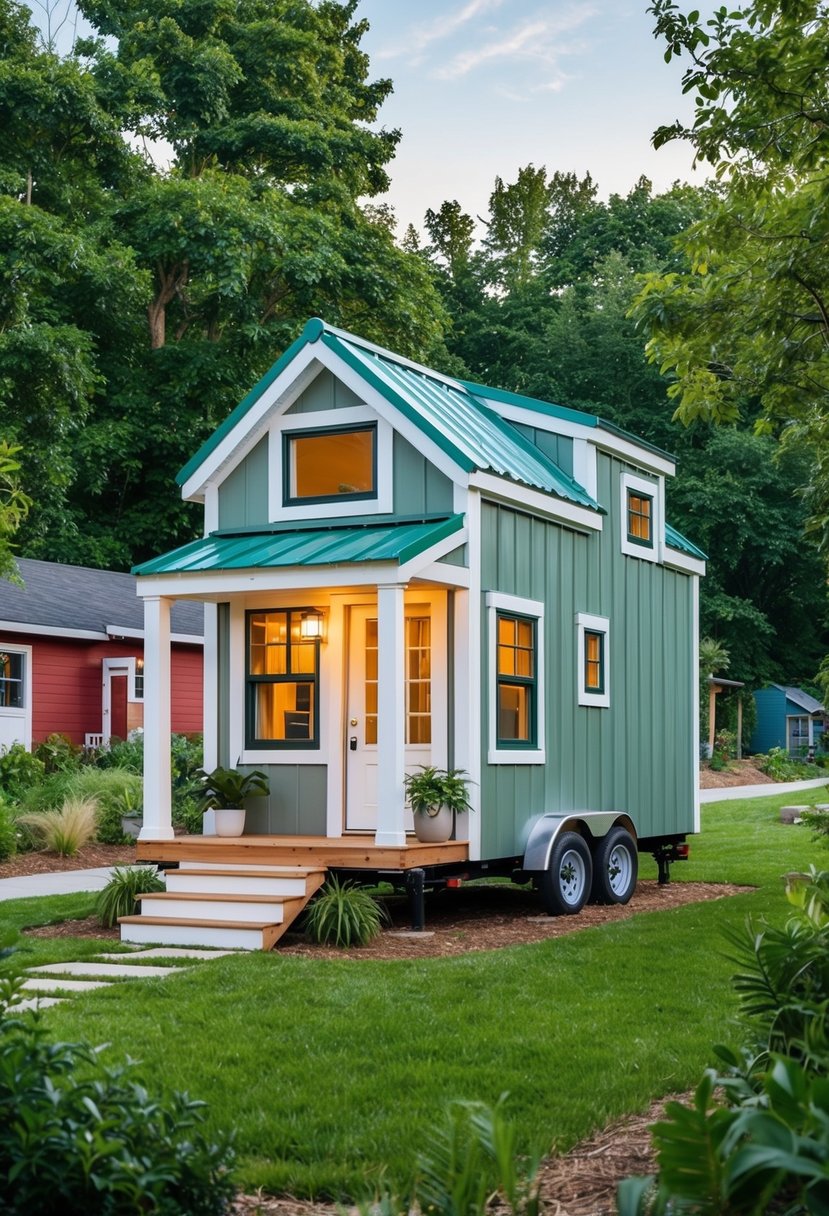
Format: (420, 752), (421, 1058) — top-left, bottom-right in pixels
(2, 788), (826, 1199)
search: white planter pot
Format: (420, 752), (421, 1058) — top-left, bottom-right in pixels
(413, 805), (453, 843)
(213, 808), (246, 837)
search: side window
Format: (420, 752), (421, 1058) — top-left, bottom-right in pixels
(486, 593), (545, 765)
(620, 471), (660, 561)
(246, 609), (320, 748)
(576, 613), (610, 708)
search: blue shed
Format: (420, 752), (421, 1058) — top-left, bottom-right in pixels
(750, 684), (826, 755)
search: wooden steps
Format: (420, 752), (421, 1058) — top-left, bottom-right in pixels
(119, 865), (325, 951)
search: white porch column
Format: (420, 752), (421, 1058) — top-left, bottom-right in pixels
(139, 595), (174, 841)
(375, 583), (406, 847)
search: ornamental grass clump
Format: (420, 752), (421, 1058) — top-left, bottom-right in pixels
(17, 796), (97, 856)
(305, 876), (388, 947)
(97, 866), (166, 927)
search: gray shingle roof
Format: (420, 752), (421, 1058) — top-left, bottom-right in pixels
(774, 684), (825, 715)
(0, 559), (203, 638)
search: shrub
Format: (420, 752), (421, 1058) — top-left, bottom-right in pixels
(97, 866), (166, 927)
(17, 797), (98, 856)
(95, 734), (144, 773)
(173, 795), (203, 836)
(801, 806), (829, 846)
(0, 801), (16, 862)
(0, 968), (236, 1214)
(709, 729), (736, 772)
(758, 746), (813, 782)
(305, 877), (388, 947)
(0, 744), (44, 800)
(33, 732), (82, 774)
(69, 768), (143, 844)
(415, 1098), (540, 1216)
(618, 869), (829, 1216)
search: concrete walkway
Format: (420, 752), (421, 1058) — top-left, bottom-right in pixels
(0, 866), (119, 903)
(700, 776), (828, 803)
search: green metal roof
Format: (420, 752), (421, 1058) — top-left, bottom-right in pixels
(133, 515), (466, 577)
(665, 523), (707, 561)
(461, 378), (677, 464)
(177, 318), (603, 513)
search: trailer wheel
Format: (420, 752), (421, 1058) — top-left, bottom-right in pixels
(539, 832), (592, 915)
(590, 827), (638, 904)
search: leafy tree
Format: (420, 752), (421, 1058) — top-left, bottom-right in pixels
(0, 442), (31, 582)
(633, 1), (829, 542)
(0, 0), (447, 569)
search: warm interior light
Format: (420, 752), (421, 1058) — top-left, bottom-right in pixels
(299, 609), (325, 641)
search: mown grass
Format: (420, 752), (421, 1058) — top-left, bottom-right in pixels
(2, 789), (826, 1198)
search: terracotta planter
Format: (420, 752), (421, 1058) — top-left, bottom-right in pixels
(413, 805), (453, 843)
(213, 808), (246, 837)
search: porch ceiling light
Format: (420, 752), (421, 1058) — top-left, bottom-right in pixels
(299, 608), (326, 642)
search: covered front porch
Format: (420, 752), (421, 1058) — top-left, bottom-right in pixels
(136, 514), (479, 856)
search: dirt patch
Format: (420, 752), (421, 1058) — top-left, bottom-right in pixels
(698, 758), (775, 789)
(0, 843), (137, 878)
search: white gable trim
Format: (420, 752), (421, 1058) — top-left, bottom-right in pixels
(469, 472), (603, 533)
(180, 343), (323, 501)
(664, 550), (706, 577)
(397, 527), (469, 582)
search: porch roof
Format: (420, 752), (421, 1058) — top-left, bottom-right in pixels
(133, 514), (465, 576)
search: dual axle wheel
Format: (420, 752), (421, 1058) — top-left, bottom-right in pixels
(537, 827), (638, 916)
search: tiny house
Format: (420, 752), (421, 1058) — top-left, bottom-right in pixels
(129, 318), (705, 949)
(751, 684), (826, 756)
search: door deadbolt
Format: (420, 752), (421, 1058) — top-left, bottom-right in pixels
(349, 736), (358, 751)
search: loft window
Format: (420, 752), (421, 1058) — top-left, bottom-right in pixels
(284, 425), (376, 505)
(627, 491), (653, 546)
(496, 613), (537, 746)
(246, 609), (320, 748)
(576, 613), (610, 708)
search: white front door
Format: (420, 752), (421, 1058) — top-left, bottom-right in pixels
(345, 604), (436, 831)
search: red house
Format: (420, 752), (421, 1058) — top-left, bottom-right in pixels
(0, 559), (203, 752)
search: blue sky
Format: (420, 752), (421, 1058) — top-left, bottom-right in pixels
(355, 0), (703, 235)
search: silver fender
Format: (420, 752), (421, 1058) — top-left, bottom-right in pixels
(522, 811), (635, 873)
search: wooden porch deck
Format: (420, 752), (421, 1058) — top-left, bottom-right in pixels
(136, 834), (470, 872)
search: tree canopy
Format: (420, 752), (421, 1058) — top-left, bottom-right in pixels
(0, 0), (447, 568)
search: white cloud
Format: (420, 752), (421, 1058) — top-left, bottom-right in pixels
(375, 0), (505, 60)
(435, 6), (596, 81)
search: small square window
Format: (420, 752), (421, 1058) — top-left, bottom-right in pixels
(620, 472), (660, 562)
(284, 426), (376, 504)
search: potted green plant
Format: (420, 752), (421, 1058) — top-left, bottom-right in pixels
(196, 766), (270, 837)
(403, 766), (473, 843)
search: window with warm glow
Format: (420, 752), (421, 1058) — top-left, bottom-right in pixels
(627, 491), (652, 545)
(246, 609), (319, 747)
(496, 613), (536, 745)
(584, 630), (604, 694)
(284, 426), (376, 503)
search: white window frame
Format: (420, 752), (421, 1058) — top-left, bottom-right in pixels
(486, 591), (545, 765)
(620, 470), (660, 562)
(576, 613), (610, 709)
(270, 405), (393, 522)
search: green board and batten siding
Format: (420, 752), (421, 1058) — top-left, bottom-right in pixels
(218, 436), (269, 530)
(479, 450), (694, 859)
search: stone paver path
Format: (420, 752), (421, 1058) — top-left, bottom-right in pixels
(12, 947), (239, 1012)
